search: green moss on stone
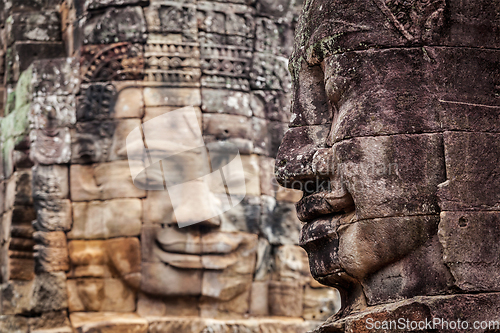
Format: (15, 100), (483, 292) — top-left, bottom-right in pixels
(15, 64), (33, 110)
(4, 90), (16, 116)
(1, 103), (31, 144)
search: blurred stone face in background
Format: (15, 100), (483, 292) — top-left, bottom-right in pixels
(0, 0), (341, 331)
(61, 0), (321, 320)
(276, 0), (500, 316)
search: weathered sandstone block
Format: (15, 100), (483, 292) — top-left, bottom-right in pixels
(69, 312), (148, 333)
(70, 162), (146, 201)
(69, 199), (142, 239)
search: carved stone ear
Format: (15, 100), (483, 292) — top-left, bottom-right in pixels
(76, 83), (117, 121)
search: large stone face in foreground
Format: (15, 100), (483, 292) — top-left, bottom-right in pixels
(274, 0), (500, 328)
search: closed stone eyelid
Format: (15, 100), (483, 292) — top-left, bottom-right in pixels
(324, 78), (343, 115)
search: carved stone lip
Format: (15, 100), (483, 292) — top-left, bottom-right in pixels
(153, 247), (242, 270)
(296, 191), (355, 222)
(317, 268), (345, 279)
(299, 211), (354, 247)
(153, 231), (257, 270)
(299, 214), (338, 247)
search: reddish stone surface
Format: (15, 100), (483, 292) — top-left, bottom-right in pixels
(276, 0), (500, 327)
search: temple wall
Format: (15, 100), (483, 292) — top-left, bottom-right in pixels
(0, 0), (340, 332)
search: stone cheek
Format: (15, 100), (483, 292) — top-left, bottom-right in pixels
(333, 134), (446, 221)
(439, 131), (500, 211)
(321, 49), (442, 142)
(70, 118), (140, 163)
(70, 162), (146, 201)
(68, 199), (142, 239)
(317, 48), (500, 144)
(361, 235), (452, 305)
(66, 238), (141, 312)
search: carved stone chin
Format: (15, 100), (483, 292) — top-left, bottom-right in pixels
(141, 225), (257, 301)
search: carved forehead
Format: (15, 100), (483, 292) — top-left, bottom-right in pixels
(290, 0), (500, 77)
(291, 0), (445, 70)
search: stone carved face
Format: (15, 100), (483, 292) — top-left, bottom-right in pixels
(276, 0), (500, 310)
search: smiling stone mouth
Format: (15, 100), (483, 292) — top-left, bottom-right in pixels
(152, 229), (257, 270)
(296, 191), (355, 222)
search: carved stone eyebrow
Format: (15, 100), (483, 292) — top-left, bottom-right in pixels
(290, 0), (455, 73)
(289, 0), (392, 76)
(289, 18), (373, 82)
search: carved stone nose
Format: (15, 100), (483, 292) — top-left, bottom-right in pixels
(275, 147), (317, 190)
(275, 125), (332, 189)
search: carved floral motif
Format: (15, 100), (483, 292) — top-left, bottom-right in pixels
(80, 43), (144, 82)
(144, 35), (201, 86)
